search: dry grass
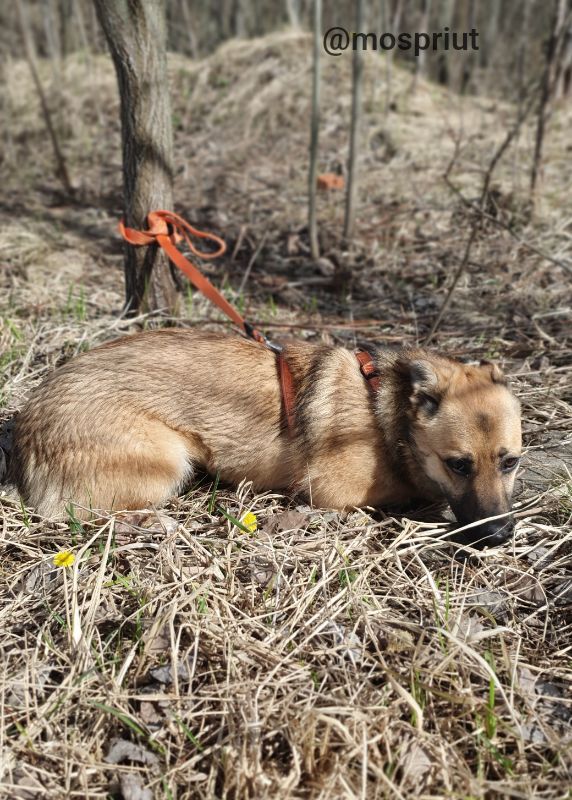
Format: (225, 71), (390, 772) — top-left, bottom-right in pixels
(1, 31), (571, 800)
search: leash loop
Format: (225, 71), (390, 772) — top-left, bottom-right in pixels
(119, 210), (271, 346)
(120, 210), (226, 259)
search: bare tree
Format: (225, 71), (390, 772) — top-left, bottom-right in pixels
(413, 0), (432, 91)
(426, 88), (538, 343)
(344, 0), (364, 241)
(383, 0), (403, 114)
(482, 0), (500, 69)
(179, 0), (197, 58)
(285, 0), (300, 28)
(460, 0), (476, 93)
(436, 0), (454, 85)
(59, 0), (75, 55)
(516, 0), (532, 106)
(530, 0), (569, 197)
(308, 0), (321, 260)
(555, 6), (572, 98)
(16, 0), (73, 195)
(94, 0), (179, 315)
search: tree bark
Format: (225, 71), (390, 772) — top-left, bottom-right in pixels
(413, 0), (432, 91)
(344, 0), (364, 241)
(17, 0), (73, 196)
(94, 0), (179, 315)
(530, 0), (568, 196)
(308, 0), (321, 260)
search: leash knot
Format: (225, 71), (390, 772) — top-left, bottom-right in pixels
(119, 210), (226, 259)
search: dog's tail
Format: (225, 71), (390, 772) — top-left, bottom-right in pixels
(0, 415), (16, 484)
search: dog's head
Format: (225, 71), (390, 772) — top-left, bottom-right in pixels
(399, 354), (522, 548)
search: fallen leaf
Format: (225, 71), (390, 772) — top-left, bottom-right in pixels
(142, 625), (170, 655)
(149, 663), (190, 685)
(401, 740), (433, 787)
(265, 509), (309, 534)
(317, 172), (344, 190)
(512, 575), (546, 604)
(140, 700), (165, 728)
(517, 666), (537, 696)
(251, 556), (275, 587)
(321, 620), (362, 665)
(104, 738), (160, 769)
(119, 773), (153, 800)
(11, 768), (44, 800)
(114, 512), (178, 536)
(456, 613), (486, 641)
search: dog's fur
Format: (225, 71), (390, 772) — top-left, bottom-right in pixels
(9, 329), (522, 545)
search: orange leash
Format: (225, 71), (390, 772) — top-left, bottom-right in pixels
(119, 210), (297, 430)
(119, 211), (380, 432)
(119, 210), (268, 341)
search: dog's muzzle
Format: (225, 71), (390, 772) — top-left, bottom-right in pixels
(454, 516), (515, 548)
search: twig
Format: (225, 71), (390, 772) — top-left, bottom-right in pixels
(16, 0), (73, 197)
(424, 88), (539, 344)
(446, 180), (572, 276)
(530, 1), (571, 196)
(231, 224), (248, 261)
(238, 230), (269, 295)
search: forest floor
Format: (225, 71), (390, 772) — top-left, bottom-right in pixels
(0, 30), (571, 800)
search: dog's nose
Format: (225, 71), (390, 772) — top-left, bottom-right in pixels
(471, 518), (514, 547)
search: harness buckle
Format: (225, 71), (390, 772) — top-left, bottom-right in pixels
(244, 321), (283, 354)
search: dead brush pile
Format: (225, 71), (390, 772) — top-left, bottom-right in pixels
(1, 31), (571, 800)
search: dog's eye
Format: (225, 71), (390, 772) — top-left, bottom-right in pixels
(501, 456), (520, 472)
(446, 458), (472, 477)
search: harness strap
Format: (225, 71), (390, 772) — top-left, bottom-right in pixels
(355, 349), (381, 393)
(277, 353), (296, 433)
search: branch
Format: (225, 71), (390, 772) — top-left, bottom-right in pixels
(424, 87), (539, 344)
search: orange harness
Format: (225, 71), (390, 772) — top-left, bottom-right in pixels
(119, 211), (380, 432)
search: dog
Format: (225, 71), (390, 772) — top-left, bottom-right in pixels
(7, 329), (522, 546)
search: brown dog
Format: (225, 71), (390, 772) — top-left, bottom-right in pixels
(9, 329), (522, 546)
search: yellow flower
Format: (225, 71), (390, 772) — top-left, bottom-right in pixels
(53, 550), (75, 568)
(241, 512), (258, 533)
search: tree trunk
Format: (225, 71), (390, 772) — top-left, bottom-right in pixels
(516, 0), (532, 106)
(384, 0), (403, 114)
(460, 0), (476, 93)
(308, 0), (321, 260)
(482, 0), (500, 69)
(413, 0), (432, 91)
(285, 0), (300, 28)
(344, 0), (364, 241)
(555, 6), (572, 99)
(17, 0), (73, 196)
(530, 0), (568, 196)
(59, 0), (75, 55)
(94, 0), (179, 315)
(436, 0), (454, 85)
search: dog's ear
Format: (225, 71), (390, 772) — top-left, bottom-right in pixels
(479, 359), (507, 385)
(408, 360), (441, 415)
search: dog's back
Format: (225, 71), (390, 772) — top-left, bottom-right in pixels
(11, 330), (292, 518)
